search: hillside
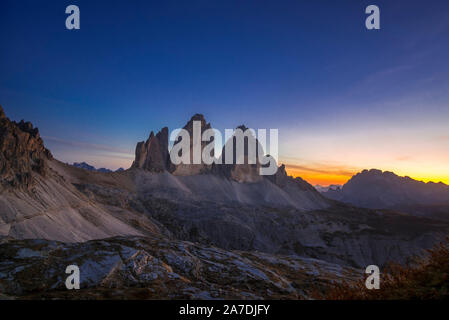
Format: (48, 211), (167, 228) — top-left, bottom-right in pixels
(321, 169), (449, 220)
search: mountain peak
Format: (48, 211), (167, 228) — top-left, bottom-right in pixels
(132, 126), (169, 172)
(0, 106), (52, 188)
(356, 169), (400, 180)
(322, 168), (449, 216)
(190, 113), (206, 122)
(236, 124), (249, 131)
(361, 168), (383, 175)
(183, 113), (210, 130)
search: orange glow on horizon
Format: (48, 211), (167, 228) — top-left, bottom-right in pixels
(286, 167), (449, 187)
(286, 168), (352, 186)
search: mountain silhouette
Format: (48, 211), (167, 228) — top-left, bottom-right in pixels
(321, 169), (449, 220)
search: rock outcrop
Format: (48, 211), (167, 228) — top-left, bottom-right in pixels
(131, 127), (169, 172)
(170, 114), (212, 176)
(131, 114), (214, 175)
(267, 164), (317, 192)
(0, 105), (52, 188)
(0, 235), (359, 299)
(131, 114), (284, 183)
(213, 125), (265, 183)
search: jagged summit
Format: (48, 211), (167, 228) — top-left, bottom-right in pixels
(132, 127), (169, 172)
(213, 124), (266, 183)
(236, 124), (248, 131)
(171, 114), (212, 176)
(347, 169), (448, 188)
(131, 115), (213, 174)
(0, 106), (52, 188)
(71, 162), (123, 173)
(357, 169), (398, 179)
(131, 114), (279, 181)
(188, 113), (207, 122)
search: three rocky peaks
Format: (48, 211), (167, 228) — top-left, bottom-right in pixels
(131, 113), (291, 184)
(0, 106), (304, 188)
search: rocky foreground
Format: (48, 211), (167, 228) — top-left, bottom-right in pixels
(0, 235), (358, 299)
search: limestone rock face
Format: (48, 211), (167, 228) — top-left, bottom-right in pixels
(170, 114), (212, 176)
(131, 116), (211, 174)
(132, 127), (169, 172)
(213, 125), (267, 183)
(0, 105), (52, 188)
(133, 116), (283, 183)
(156, 127), (169, 169)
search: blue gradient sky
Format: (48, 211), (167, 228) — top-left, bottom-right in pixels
(1, 0), (449, 184)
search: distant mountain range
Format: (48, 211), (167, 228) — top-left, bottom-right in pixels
(321, 169), (449, 220)
(315, 184), (341, 193)
(1, 105), (449, 299)
(72, 162), (125, 173)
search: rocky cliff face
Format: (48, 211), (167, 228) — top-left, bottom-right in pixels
(0, 105), (52, 188)
(212, 125), (264, 183)
(170, 114), (212, 176)
(131, 114), (213, 175)
(132, 127), (169, 172)
(0, 106), (163, 242)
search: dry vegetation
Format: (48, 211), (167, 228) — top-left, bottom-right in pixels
(316, 237), (449, 300)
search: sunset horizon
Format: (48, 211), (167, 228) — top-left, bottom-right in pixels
(21, 112), (448, 188)
(2, 0), (449, 306)
(3, 1), (449, 190)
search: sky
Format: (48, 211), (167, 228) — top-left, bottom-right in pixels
(1, 0), (449, 186)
